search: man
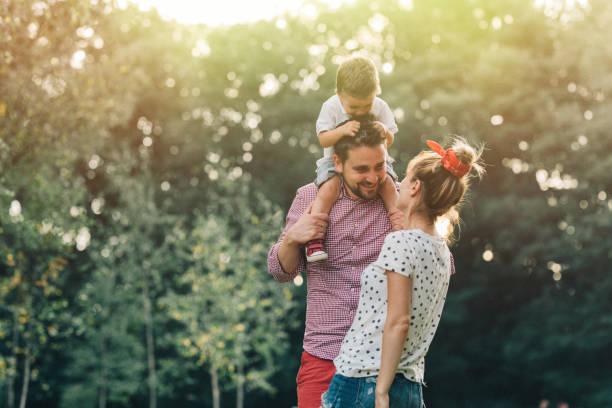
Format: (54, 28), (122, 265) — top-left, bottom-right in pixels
(267, 118), (402, 408)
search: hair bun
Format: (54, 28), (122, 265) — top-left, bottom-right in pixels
(449, 137), (485, 178)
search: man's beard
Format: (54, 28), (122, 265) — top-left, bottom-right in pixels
(344, 177), (382, 200)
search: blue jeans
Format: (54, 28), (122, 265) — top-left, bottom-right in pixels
(321, 373), (423, 408)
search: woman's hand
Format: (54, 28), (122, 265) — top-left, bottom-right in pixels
(375, 390), (389, 408)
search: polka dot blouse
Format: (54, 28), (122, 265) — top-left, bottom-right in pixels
(333, 229), (451, 384)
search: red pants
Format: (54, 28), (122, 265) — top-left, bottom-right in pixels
(296, 350), (336, 408)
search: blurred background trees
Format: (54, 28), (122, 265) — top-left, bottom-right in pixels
(0, 0), (610, 406)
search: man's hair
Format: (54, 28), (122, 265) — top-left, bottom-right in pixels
(336, 55), (380, 98)
(334, 114), (386, 163)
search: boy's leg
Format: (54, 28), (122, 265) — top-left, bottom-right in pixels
(306, 175), (341, 262)
(311, 174), (341, 214)
(379, 175), (402, 231)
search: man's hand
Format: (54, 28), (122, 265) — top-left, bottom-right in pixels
(387, 207), (404, 232)
(285, 204), (329, 246)
(338, 120), (360, 137)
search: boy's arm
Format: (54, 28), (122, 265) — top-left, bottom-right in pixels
(373, 121), (395, 148)
(318, 120), (360, 147)
(384, 126), (395, 148)
(374, 98), (398, 148)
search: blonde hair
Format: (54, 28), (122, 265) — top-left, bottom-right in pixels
(336, 55), (381, 98)
(408, 137), (485, 241)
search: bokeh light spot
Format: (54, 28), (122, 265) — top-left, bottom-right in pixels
(482, 250), (493, 262)
(490, 115), (504, 126)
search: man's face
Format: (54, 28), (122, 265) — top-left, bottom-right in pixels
(334, 144), (386, 200)
(338, 92), (376, 117)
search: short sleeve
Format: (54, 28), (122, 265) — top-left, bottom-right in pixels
(373, 232), (415, 278)
(373, 98), (398, 134)
(316, 99), (339, 134)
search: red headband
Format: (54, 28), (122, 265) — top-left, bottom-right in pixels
(426, 140), (471, 178)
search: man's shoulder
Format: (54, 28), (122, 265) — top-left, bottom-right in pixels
(296, 183), (318, 201)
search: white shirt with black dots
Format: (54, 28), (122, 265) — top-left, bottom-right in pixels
(333, 229), (451, 384)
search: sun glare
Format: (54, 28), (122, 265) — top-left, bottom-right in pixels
(127, 0), (355, 26)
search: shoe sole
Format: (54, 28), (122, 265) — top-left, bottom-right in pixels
(306, 252), (328, 262)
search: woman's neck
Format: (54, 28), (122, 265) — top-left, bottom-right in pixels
(403, 211), (438, 238)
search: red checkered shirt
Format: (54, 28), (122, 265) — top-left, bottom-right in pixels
(268, 182), (394, 360)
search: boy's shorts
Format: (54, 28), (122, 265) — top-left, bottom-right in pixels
(315, 156), (398, 187)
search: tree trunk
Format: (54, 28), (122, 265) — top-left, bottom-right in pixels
(98, 387), (106, 408)
(18, 333), (31, 408)
(7, 313), (18, 408)
(210, 364), (220, 408)
(98, 337), (107, 408)
(236, 360), (245, 408)
(142, 269), (157, 408)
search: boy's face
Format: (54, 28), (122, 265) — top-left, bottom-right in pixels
(337, 92), (376, 117)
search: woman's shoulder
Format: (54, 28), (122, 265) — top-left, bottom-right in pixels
(384, 230), (447, 255)
(385, 229), (434, 242)
(382, 230), (419, 251)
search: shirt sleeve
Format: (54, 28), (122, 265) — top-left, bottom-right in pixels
(375, 98), (398, 134)
(373, 232), (416, 279)
(316, 99), (338, 135)
(267, 188), (308, 283)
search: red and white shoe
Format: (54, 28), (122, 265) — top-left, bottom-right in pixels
(305, 238), (328, 262)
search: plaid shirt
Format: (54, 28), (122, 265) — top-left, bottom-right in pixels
(268, 182), (394, 360)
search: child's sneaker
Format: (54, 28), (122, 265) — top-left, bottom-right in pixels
(305, 238), (328, 262)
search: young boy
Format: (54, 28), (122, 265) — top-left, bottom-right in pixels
(306, 55), (400, 262)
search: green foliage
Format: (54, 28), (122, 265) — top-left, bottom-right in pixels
(162, 172), (296, 399)
(1, 0), (611, 406)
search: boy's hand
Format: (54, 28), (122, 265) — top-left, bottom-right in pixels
(338, 120), (360, 137)
(373, 121), (388, 136)
(388, 208), (404, 232)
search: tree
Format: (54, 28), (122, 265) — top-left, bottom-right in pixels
(163, 175), (298, 408)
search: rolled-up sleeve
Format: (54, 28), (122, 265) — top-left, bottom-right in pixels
(267, 188), (308, 282)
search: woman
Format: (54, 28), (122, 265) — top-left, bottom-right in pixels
(321, 138), (484, 408)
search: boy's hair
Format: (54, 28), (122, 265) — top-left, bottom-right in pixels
(334, 114), (385, 163)
(336, 55), (381, 98)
